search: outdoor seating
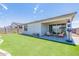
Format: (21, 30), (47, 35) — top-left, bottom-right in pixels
(46, 32), (52, 36)
(58, 32), (64, 37)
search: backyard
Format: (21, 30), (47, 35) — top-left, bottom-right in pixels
(0, 34), (79, 56)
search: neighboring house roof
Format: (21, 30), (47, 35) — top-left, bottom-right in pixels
(10, 22), (23, 29)
(24, 12), (77, 25)
(11, 22), (23, 26)
(72, 28), (79, 35)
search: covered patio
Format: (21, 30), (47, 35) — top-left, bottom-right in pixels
(40, 14), (75, 44)
(41, 18), (68, 37)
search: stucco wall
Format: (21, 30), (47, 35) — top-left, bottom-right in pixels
(23, 22), (42, 35)
(41, 24), (49, 35)
(23, 23), (49, 36)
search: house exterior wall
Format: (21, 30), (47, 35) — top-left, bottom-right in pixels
(23, 22), (42, 35)
(23, 23), (49, 36)
(22, 12), (76, 36)
(23, 18), (72, 36)
(41, 24), (49, 35)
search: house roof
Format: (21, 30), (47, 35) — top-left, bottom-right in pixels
(24, 12), (77, 25)
(11, 22), (23, 26)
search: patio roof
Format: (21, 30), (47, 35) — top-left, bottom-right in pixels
(24, 12), (77, 25)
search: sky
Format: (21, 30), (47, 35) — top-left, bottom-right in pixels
(0, 3), (79, 28)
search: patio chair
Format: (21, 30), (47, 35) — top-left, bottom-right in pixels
(46, 32), (52, 36)
(58, 32), (64, 37)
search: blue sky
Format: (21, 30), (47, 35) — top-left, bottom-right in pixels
(0, 3), (79, 28)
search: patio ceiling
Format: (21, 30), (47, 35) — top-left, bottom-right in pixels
(42, 19), (67, 25)
(41, 12), (76, 24)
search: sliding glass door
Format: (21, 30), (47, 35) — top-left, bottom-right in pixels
(49, 24), (66, 34)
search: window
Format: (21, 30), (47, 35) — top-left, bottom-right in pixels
(49, 25), (52, 32)
(24, 25), (27, 31)
(19, 25), (22, 29)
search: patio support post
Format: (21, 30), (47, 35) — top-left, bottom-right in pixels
(66, 19), (72, 42)
(56, 24), (57, 35)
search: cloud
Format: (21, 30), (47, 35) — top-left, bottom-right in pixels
(33, 4), (40, 14)
(0, 3), (8, 10)
(33, 4), (44, 15)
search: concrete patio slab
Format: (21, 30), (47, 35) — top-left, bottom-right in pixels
(72, 33), (79, 45)
(40, 36), (74, 45)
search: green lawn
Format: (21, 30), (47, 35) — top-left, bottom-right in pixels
(0, 34), (79, 56)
